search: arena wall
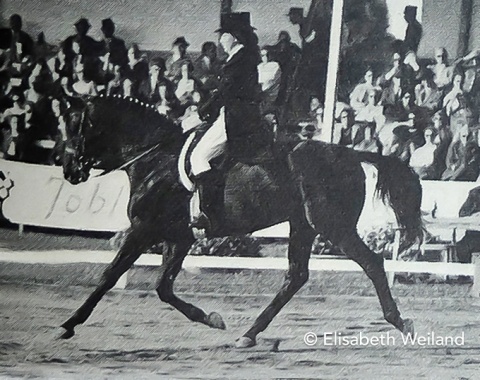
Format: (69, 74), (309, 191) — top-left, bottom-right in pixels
(418, 0), (466, 59)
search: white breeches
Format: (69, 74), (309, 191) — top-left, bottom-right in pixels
(190, 107), (227, 177)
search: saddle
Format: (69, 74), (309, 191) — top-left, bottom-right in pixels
(178, 122), (274, 192)
(178, 123), (275, 235)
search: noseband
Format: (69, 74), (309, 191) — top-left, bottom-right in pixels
(64, 101), (91, 162)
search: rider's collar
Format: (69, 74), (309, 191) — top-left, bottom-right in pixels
(226, 44), (244, 62)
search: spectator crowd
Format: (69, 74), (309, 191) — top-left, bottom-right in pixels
(0, 14), (301, 166)
(1, 8), (480, 182)
(327, 5), (480, 181)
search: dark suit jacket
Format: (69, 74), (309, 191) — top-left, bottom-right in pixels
(63, 34), (99, 59)
(0, 28), (34, 58)
(404, 20), (423, 53)
(135, 76), (178, 105)
(220, 46), (260, 105)
(219, 46), (269, 159)
(99, 36), (128, 68)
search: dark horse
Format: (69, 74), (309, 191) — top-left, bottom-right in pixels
(59, 95), (422, 348)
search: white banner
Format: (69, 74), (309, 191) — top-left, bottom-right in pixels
(0, 160), (479, 235)
(0, 160), (130, 232)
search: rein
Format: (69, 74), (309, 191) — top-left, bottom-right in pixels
(92, 142), (161, 178)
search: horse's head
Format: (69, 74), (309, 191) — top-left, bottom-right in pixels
(63, 98), (95, 185)
(62, 95), (185, 186)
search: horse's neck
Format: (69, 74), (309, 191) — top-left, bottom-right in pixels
(126, 149), (184, 194)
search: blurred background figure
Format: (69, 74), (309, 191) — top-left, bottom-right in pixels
(258, 46), (281, 115)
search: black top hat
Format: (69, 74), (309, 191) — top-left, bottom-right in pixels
(215, 12), (255, 33)
(287, 7), (304, 17)
(102, 18), (115, 30)
(172, 36), (189, 47)
(404, 6), (417, 15)
(75, 18), (91, 30)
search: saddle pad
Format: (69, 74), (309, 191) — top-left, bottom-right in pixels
(178, 128), (207, 192)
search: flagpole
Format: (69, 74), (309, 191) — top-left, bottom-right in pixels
(322, 0), (344, 142)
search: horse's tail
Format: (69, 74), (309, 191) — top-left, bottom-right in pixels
(357, 151), (424, 251)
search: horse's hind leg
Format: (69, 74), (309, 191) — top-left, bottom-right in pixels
(155, 240), (226, 330)
(334, 230), (413, 335)
(236, 220), (317, 348)
(58, 226), (151, 339)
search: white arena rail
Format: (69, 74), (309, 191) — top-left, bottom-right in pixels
(0, 251), (476, 291)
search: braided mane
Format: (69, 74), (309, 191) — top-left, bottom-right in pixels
(80, 94), (184, 170)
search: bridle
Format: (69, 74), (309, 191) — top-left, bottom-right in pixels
(65, 98), (162, 178)
(93, 142), (161, 178)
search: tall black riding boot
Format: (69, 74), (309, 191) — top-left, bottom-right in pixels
(190, 171), (225, 233)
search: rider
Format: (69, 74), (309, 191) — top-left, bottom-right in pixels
(189, 12), (267, 231)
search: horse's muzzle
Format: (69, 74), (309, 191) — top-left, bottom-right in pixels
(65, 169), (89, 185)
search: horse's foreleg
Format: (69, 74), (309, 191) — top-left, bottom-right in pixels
(337, 231), (413, 335)
(58, 227), (148, 339)
(156, 241), (226, 330)
(236, 222), (316, 348)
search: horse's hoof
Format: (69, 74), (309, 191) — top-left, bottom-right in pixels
(235, 336), (256, 348)
(55, 327), (75, 340)
(402, 318), (414, 336)
(206, 312), (226, 330)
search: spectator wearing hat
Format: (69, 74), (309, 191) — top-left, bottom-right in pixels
(136, 57), (179, 115)
(63, 18), (98, 57)
(62, 18), (100, 83)
(99, 18), (128, 79)
(269, 31), (301, 106)
(166, 37), (192, 86)
(35, 32), (55, 61)
(288, 4), (331, 107)
(403, 6), (422, 54)
(0, 14), (35, 63)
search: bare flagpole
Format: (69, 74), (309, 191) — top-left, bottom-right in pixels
(322, 0), (344, 142)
